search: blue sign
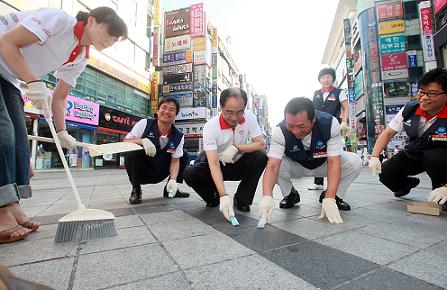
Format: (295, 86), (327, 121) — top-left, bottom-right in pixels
(164, 93), (193, 107)
(408, 54), (417, 68)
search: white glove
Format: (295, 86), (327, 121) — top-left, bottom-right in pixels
(166, 178), (177, 197)
(219, 145), (238, 166)
(427, 186), (447, 205)
(56, 130), (76, 149)
(341, 121), (348, 133)
(368, 156), (381, 176)
(258, 195), (274, 223)
(141, 138), (156, 157)
(26, 81), (52, 117)
(219, 195), (234, 221)
(319, 198), (343, 224)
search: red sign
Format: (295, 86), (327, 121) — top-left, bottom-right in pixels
(434, 0), (447, 14)
(377, 1), (403, 20)
(420, 6), (433, 35)
(190, 3), (205, 37)
(381, 53), (408, 71)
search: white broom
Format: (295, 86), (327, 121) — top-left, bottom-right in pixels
(45, 117), (117, 242)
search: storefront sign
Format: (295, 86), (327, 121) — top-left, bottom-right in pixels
(152, 29), (159, 67)
(162, 83), (193, 94)
(174, 122), (205, 137)
(190, 3), (205, 37)
(65, 95), (99, 126)
(407, 50), (418, 67)
(379, 35), (406, 54)
(165, 8), (190, 38)
(434, 0), (447, 14)
(354, 73), (363, 100)
(151, 72), (159, 113)
(165, 93), (193, 107)
(176, 107), (208, 121)
(163, 73), (192, 85)
(377, 1), (403, 20)
(153, 0), (160, 26)
(164, 34), (191, 53)
(383, 81), (410, 98)
(355, 95), (366, 114)
(99, 107), (142, 133)
(162, 63), (193, 75)
(381, 53), (408, 71)
(193, 50), (210, 65)
(419, 1), (436, 62)
(381, 69), (409, 80)
(163, 50), (193, 66)
(193, 37), (206, 51)
(378, 20), (405, 35)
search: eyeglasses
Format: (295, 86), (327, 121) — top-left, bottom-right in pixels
(417, 90), (446, 98)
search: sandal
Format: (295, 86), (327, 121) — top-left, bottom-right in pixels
(0, 225), (29, 244)
(19, 220), (41, 232)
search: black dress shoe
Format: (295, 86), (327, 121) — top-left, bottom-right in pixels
(279, 186), (300, 208)
(394, 177), (420, 197)
(234, 197), (250, 212)
(129, 186), (142, 204)
(163, 186), (190, 198)
(319, 191), (351, 211)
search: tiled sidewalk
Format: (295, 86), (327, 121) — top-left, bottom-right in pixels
(1, 167), (446, 289)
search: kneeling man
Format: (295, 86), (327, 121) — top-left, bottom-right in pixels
(259, 97), (361, 224)
(124, 96), (189, 204)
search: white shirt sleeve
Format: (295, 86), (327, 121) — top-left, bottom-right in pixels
(327, 117), (343, 157)
(54, 58), (88, 87)
(203, 119), (218, 151)
(171, 136), (184, 158)
(388, 108), (405, 133)
(339, 88), (348, 102)
(20, 9), (70, 44)
(247, 111), (263, 139)
(125, 119), (147, 140)
(268, 126), (286, 160)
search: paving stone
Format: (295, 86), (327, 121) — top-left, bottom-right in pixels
(140, 210), (195, 226)
(74, 244), (177, 289)
(262, 241), (379, 289)
(336, 268), (443, 290)
(0, 237), (77, 266)
(132, 203), (177, 214)
(185, 254), (318, 290)
(108, 273), (192, 290)
(389, 251), (447, 288)
(424, 239), (447, 257)
(114, 214), (144, 229)
(272, 217), (363, 240)
(10, 257), (74, 290)
(163, 232), (254, 269)
(317, 230), (418, 265)
(225, 224), (306, 253)
(79, 226), (156, 254)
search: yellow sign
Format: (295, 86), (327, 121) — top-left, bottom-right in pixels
(212, 28), (218, 48)
(193, 37), (206, 51)
(153, 0), (160, 26)
(87, 56), (150, 94)
(185, 50), (193, 63)
(151, 72), (159, 114)
(378, 20), (405, 35)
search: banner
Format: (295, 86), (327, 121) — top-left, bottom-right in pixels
(163, 73), (192, 85)
(377, 1), (403, 20)
(175, 107), (208, 120)
(65, 95), (99, 126)
(163, 50), (193, 66)
(378, 20), (405, 35)
(381, 53), (408, 71)
(419, 1), (436, 62)
(190, 3), (205, 37)
(165, 8), (190, 38)
(162, 63), (193, 75)
(379, 35), (406, 54)
(162, 83), (193, 94)
(165, 93), (193, 107)
(164, 35), (191, 53)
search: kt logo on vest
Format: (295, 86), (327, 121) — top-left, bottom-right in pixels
(166, 142), (176, 153)
(290, 145), (300, 152)
(315, 140), (326, 150)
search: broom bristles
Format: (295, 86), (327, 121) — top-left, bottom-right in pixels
(55, 219), (117, 243)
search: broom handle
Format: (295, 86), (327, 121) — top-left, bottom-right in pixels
(45, 117), (85, 210)
(28, 135), (92, 148)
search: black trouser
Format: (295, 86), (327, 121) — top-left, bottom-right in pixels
(124, 149), (189, 187)
(314, 177), (324, 185)
(184, 151), (268, 205)
(379, 147), (447, 192)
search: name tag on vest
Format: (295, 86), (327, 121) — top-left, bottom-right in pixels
(326, 96), (336, 101)
(313, 152), (328, 158)
(431, 135), (447, 142)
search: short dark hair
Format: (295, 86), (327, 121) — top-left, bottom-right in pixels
(318, 67), (336, 82)
(76, 7), (128, 39)
(284, 97), (315, 121)
(219, 87), (247, 108)
(158, 96), (180, 115)
(417, 68), (447, 92)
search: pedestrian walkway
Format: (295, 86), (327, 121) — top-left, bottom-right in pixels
(1, 168), (446, 289)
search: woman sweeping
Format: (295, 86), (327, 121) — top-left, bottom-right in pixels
(0, 6), (127, 243)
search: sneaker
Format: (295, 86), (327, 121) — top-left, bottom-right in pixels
(279, 186), (300, 208)
(394, 177), (420, 197)
(308, 183), (324, 190)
